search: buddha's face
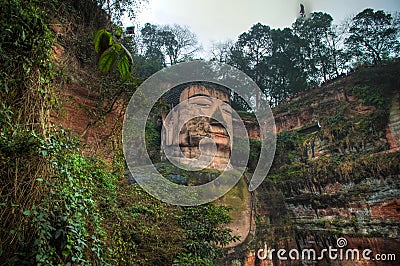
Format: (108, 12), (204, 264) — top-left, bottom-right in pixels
(163, 84), (232, 170)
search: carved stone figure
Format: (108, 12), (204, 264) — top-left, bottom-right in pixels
(162, 82), (232, 170)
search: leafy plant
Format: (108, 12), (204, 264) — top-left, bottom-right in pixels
(1, 0), (55, 262)
(352, 85), (384, 107)
(31, 133), (107, 265)
(145, 120), (161, 163)
(248, 139), (261, 172)
(175, 204), (240, 265)
(94, 28), (133, 81)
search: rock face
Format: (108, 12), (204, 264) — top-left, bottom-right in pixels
(52, 58), (400, 266)
(387, 93), (400, 150)
(229, 63), (400, 266)
(50, 82), (124, 161)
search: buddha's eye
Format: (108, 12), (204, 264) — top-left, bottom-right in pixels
(222, 108), (232, 115)
(221, 103), (232, 115)
(190, 96), (212, 108)
(195, 103), (211, 107)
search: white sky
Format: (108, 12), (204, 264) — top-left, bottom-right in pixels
(131, 0), (400, 53)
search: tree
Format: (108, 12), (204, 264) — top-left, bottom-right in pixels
(209, 40), (234, 63)
(229, 23), (273, 110)
(268, 28), (307, 105)
(327, 24), (350, 77)
(345, 8), (400, 65)
(140, 23), (167, 68)
(140, 23), (200, 70)
(293, 12), (339, 83)
(99, 0), (146, 23)
(174, 204), (239, 264)
(161, 24), (200, 65)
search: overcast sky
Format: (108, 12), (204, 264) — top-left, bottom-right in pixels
(132, 0), (400, 52)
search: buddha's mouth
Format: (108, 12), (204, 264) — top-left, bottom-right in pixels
(209, 118), (229, 137)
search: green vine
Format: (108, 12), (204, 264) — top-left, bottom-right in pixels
(26, 132), (107, 265)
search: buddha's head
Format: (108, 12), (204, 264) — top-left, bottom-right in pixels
(162, 82), (232, 170)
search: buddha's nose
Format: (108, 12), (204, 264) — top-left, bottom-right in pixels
(211, 107), (225, 125)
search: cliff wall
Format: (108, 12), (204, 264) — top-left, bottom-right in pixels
(52, 39), (400, 265)
(236, 63), (400, 266)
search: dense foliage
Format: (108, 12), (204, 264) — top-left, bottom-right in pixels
(225, 10), (399, 109)
(1, 0), (55, 261)
(131, 9), (399, 109)
(1, 1), (238, 265)
(1, 0), (399, 265)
